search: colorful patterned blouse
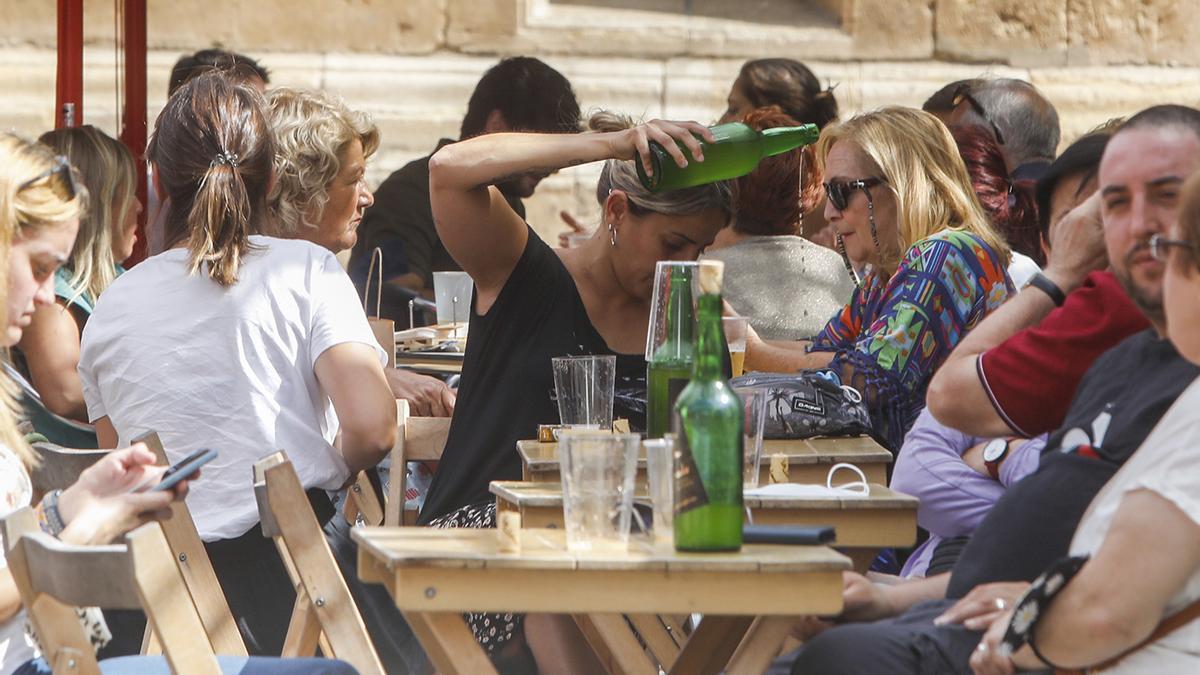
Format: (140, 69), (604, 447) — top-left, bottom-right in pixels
(808, 229), (1012, 451)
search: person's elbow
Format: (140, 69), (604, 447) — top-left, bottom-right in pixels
(428, 144), (467, 190)
(925, 368), (963, 429)
(339, 414), (397, 474)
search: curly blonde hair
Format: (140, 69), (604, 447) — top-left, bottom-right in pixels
(0, 132), (89, 464)
(266, 87), (380, 236)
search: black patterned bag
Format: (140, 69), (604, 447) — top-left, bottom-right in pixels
(730, 370), (873, 440)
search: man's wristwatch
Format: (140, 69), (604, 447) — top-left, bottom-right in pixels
(982, 438), (1011, 481)
(1025, 272), (1066, 307)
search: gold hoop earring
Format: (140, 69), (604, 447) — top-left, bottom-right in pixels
(607, 223), (617, 247)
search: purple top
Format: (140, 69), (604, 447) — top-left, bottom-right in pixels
(892, 408), (1044, 577)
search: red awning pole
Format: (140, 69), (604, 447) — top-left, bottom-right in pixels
(55, 0), (84, 128)
(120, 0), (150, 264)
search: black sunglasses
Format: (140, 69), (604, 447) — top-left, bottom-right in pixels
(823, 177), (884, 212)
(1149, 234), (1194, 263)
(18, 155), (78, 199)
(953, 86), (1006, 146)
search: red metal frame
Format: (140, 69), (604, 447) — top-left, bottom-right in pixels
(119, 0), (150, 265)
(55, 0), (84, 128)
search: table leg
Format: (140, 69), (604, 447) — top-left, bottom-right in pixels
(404, 611), (498, 675)
(628, 614), (681, 669)
(725, 616), (796, 675)
(846, 548), (880, 574)
(573, 614), (658, 675)
(668, 616), (754, 675)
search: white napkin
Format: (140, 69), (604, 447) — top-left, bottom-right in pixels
(744, 462), (870, 500)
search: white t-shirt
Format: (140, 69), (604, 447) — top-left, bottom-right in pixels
(1070, 377), (1200, 673)
(0, 445), (34, 672)
(79, 236), (385, 541)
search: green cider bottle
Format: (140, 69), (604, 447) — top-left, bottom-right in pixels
(672, 260), (744, 552)
(636, 122), (820, 192)
(646, 264), (695, 439)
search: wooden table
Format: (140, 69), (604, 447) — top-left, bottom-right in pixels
(491, 481), (917, 572)
(394, 351), (464, 376)
(354, 527), (850, 675)
(518, 435), (893, 487)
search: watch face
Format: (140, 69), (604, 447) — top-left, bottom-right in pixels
(983, 438), (1008, 462)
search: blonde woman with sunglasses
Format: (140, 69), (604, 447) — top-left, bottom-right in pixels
(744, 107), (1012, 452)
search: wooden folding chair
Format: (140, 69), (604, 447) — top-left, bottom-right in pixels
(344, 399), (451, 527)
(133, 431), (247, 657)
(254, 452), (385, 675)
(2, 508), (223, 675)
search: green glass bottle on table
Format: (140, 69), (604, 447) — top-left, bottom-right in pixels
(636, 122), (820, 192)
(672, 260), (743, 552)
(646, 263), (695, 439)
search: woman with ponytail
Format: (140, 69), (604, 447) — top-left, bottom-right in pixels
(76, 72), (400, 658)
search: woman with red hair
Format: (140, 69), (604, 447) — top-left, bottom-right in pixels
(703, 106), (855, 340)
(951, 124), (1043, 286)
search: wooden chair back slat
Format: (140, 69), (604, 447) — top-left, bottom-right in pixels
(3, 508), (100, 674)
(134, 431), (247, 657)
(388, 399), (450, 526)
(4, 509), (222, 675)
(27, 443), (108, 501)
(343, 399), (451, 527)
(255, 452), (386, 675)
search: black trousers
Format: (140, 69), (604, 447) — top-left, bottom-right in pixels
(204, 490), (430, 673)
(772, 599), (987, 675)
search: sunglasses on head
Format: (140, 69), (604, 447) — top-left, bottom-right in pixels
(823, 177), (884, 212)
(952, 86), (1006, 146)
(1148, 234), (1194, 263)
(18, 155), (78, 199)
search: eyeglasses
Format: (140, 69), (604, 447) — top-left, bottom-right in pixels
(952, 86), (1006, 146)
(823, 177), (884, 212)
(1148, 234), (1195, 262)
(18, 155), (78, 199)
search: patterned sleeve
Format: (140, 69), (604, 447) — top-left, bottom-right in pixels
(808, 287), (863, 352)
(820, 234), (1008, 450)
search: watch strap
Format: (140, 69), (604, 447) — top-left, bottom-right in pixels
(1026, 272), (1066, 307)
(37, 489), (67, 536)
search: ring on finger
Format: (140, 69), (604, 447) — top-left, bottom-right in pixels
(993, 598), (1007, 611)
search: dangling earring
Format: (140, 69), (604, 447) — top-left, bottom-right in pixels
(836, 233), (860, 287)
(607, 223), (618, 247)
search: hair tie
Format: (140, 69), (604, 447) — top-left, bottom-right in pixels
(212, 149), (240, 168)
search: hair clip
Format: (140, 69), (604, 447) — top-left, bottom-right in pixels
(213, 150), (240, 168)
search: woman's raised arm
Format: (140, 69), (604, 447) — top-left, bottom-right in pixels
(428, 121), (712, 309)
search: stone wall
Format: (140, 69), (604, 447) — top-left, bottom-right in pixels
(2, 0), (1198, 243)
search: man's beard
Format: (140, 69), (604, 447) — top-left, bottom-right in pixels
(1115, 244), (1166, 326)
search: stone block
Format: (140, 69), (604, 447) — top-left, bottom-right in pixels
(1067, 0), (1200, 66)
(231, 0), (446, 54)
(445, 0), (520, 52)
(935, 0), (1068, 67)
(846, 0), (934, 60)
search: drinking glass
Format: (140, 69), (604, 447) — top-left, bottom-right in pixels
(734, 387), (767, 488)
(645, 261), (699, 361)
(643, 436), (675, 543)
(722, 316), (749, 378)
(558, 431), (640, 552)
(552, 355), (617, 429)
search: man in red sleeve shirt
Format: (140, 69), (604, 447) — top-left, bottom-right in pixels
(927, 132), (1150, 438)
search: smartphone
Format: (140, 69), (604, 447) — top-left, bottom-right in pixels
(150, 448), (218, 492)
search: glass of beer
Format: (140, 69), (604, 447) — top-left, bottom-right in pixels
(722, 317), (749, 378)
